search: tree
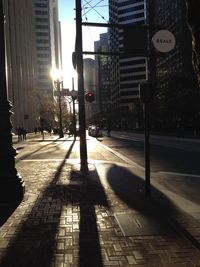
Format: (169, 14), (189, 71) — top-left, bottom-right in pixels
(185, 0), (200, 86)
(32, 89), (55, 129)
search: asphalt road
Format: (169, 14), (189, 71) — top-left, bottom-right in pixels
(100, 131), (200, 176)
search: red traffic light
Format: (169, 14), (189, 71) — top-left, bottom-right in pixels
(85, 92), (95, 103)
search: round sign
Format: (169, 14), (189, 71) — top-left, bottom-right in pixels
(152, 30), (175, 53)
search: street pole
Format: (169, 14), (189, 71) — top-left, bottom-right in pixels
(58, 80), (64, 138)
(72, 77), (77, 139)
(144, 101), (150, 197)
(139, 83), (151, 197)
(75, 0), (88, 173)
(0, 1), (25, 202)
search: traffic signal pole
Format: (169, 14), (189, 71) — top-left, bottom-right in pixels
(75, 0), (88, 173)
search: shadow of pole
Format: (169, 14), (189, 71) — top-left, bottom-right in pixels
(79, 203), (103, 267)
(0, 140), (75, 267)
(75, 170), (109, 267)
(0, 140), (109, 267)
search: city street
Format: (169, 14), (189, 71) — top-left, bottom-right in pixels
(1, 0), (200, 266)
(0, 132), (200, 266)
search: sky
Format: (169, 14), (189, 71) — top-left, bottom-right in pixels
(58, 0), (109, 89)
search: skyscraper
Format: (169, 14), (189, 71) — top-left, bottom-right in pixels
(34, 0), (61, 96)
(94, 32), (111, 119)
(109, 0), (147, 128)
(4, 0), (37, 131)
(4, 0), (61, 131)
(153, 0), (199, 131)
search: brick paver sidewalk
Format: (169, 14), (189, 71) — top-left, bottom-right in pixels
(0, 137), (200, 266)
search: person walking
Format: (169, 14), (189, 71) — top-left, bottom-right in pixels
(107, 125), (111, 137)
(22, 128), (27, 140)
(17, 127), (22, 142)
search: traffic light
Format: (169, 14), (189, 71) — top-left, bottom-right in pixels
(85, 92), (95, 103)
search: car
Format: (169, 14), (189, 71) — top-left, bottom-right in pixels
(88, 125), (94, 136)
(88, 125), (103, 137)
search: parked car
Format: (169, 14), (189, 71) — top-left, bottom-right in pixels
(88, 125), (103, 137)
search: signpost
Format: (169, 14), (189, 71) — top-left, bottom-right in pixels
(139, 83), (152, 197)
(152, 30), (175, 53)
(139, 29), (176, 197)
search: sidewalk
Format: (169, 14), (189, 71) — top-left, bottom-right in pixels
(0, 134), (200, 266)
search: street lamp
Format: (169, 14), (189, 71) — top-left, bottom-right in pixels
(0, 1), (25, 201)
(51, 69), (64, 138)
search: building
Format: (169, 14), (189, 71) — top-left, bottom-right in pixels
(4, 0), (61, 132)
(153, 0), (199, 131)
(94, 32), (111, 125)
(108, 0), (147, 129)
(34, 0), (60, 96)
(4, 0), (37, 131)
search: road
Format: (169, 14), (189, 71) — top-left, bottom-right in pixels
(100, 131), (200, 175)
(98, 131), (200, 207)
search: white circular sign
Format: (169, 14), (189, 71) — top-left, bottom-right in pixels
(152, 30), (175, 53)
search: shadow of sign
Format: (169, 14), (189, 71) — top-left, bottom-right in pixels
(106, 164), (178, 237)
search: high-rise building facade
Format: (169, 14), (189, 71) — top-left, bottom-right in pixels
(109, 0), (147, 128)
(4, 0), (37, 131)
(4, 0), (61, 132)
(94, 32), (111, 120)
(153, 0), (199, 130)
(34, 0), (60, 96)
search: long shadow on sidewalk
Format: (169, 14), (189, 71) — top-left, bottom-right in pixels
(16, 138), (68, 162)
(0, 140), (109, 267)
(106, 164), (182, 232)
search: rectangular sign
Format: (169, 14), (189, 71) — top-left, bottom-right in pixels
(54, 89), (70, 96)
(54, 89), (78, 97)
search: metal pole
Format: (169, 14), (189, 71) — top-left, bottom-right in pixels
(58, 80), (64, 138)
(72, 78), (77, 138)
(75, 0), (88, 173)
(0, 1), (25, 202)
(144, 102), (150, 197)
(139, 83), (151, 197)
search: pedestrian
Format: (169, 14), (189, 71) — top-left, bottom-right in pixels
(17, 127), (22, 142)
(34, 126), (37, 134)
(22, 128), (27, 140)
(69, 122), (73, 136)
(107, 125), (111, 137)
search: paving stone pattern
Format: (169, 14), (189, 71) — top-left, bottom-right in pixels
(0, 138), (200, 266)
